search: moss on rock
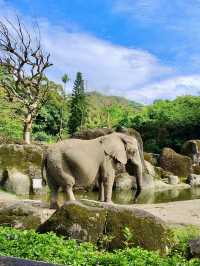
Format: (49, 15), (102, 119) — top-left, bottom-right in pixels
(0, 144), (43, 173)
(144, 152), (159, 166)
(181, 140), (200, 157)
(37, 201), (107, 244)
(0, 203), (43, 229)
(37, 201), (174, 254)
(0, 144), (44, 195)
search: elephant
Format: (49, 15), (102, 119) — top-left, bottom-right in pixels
(42, 132), (144, 209)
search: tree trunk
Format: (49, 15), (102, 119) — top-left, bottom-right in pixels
(23, 113), (33, 144)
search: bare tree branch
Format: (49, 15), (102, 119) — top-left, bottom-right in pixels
(0, 16), (53, 143)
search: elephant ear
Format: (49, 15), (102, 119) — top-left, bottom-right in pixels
(100, 134), (127, 164)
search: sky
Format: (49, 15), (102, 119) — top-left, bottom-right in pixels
(1, 0), (200, 103)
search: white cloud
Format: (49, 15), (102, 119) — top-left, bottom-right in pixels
(39, 20), (172, 95)
(133, 75), (200, 104)
(0, 0), (200, 104)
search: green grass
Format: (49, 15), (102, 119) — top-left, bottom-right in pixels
(0, 227), (200, 265)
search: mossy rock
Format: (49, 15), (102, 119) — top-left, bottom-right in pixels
(160, 148), (192, 178)
(181, 140), (200, 158)
(38, 201), (174, 253)
(144, 152), (159, 166)
(192, 165), (200, 175)
(37, 201), (107, 244)
(0, 144), (43, 173)
(0, 144), (44, 195)
(155, 167), (174, 179)
(0, 203), (42, 229)
(105, 205), (173, 253)
(72, 128), (114, 140)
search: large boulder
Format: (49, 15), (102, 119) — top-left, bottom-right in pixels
(181, 140), (200, 164)
(114, 160), (155, 191)
(0, 200), (53, 229)
(187, 174), (200, 186)
(192, 165), (200, 175)
(144, 152), (159, 166)
(189, 238), (200, 258)
(160, 148), (192, 178)
(0, 144), (44, 195)
(38, 201), (173, 253)
(167, 175), (180, 185)
(115, 173), (136, 190)
(72, 128), (114, 139)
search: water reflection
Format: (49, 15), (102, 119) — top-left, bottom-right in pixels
(29, 187), (200, 205)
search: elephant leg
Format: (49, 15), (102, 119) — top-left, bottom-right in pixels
(104, 175), (115, 203)
(98, 179), (105, 202)
(100, 157), (115, 203)
(50, 185), (59, 209)
(65, 184), (76, 201)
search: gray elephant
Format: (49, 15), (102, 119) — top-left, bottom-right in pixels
(42, 132), (144, 209)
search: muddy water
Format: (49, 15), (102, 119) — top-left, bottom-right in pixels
(27, 187), (200, 205)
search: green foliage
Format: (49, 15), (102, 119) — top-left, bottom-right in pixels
(0, 227), (200, 266)
(33, 83), (69, 141)
(0, 90), (23, 141)
(122, 227), (134, 247)
(62, 73), (70, 85)
(85, 91), (138, 129)
(171, 226), (200, 257)
(124, 96), (200, 153)
(68, 72), (88, 135)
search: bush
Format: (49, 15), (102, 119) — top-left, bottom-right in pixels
(33, 131), (55, 143)
(0, 227), (200, 265)
(124, 96), (200, 153)
(171, 226), (200, 258)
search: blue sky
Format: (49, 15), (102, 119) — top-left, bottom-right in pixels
(2, 0), (200, 103)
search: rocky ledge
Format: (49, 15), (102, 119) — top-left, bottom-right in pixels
(37, 200), (172, 253)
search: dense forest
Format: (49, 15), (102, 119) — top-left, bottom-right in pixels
(0, 71), (200, 154)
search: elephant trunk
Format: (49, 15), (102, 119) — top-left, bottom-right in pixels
(125, 159), (142, 191)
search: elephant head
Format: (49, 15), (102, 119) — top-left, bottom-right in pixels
(100, 133), (143, 191)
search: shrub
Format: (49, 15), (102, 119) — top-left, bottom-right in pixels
(0, 227), (199, 266)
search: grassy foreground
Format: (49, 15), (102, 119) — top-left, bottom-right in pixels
(0, 226), (200, 266)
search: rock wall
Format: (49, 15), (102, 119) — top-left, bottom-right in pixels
(0, 144), (44, 195)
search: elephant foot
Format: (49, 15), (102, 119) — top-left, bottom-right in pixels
(99, 198), (105, 202)
(64, 199), (76, 204)
(105, 200), (114, 204)
(50, 202), (59, 210)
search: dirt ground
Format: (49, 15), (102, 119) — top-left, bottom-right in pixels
(135, 199), (200, 227)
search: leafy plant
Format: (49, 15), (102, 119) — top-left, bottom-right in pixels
(0, 226), (200, 266)
(122, 226), (134, 247)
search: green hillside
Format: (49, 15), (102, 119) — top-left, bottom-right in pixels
(87, 91), (142, 109)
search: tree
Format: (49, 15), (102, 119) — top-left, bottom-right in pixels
(0, 17), (53, 144)
(57, 73), (70, 140)
(68, 72), (88, 135)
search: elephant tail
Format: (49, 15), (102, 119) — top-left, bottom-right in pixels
(41, 153), (48, 186)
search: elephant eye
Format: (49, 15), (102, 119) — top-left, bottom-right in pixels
(128, 147), (136, 153)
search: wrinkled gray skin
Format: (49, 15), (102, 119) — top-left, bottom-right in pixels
(42, 132), (143, 209)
